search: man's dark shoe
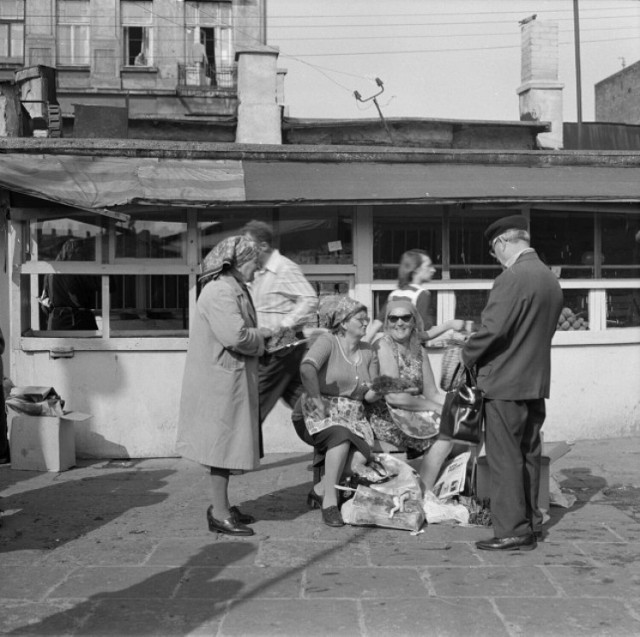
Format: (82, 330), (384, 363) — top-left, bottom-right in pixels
(476, 534), (537, 551)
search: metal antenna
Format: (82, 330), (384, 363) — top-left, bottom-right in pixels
(354, 77), (394, 144)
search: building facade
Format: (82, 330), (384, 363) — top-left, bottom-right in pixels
(0, 0), (265, 124)
(1, 12), (639, 458)
(595, 59), (640, 125)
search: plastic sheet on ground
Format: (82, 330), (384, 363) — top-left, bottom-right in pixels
(422, 490), (470, 525)
(549, 474), (577, 509)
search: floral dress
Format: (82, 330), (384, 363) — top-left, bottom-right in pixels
(367, 335), (439, 453)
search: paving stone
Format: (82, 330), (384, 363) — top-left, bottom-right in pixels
(363, 598), (510, 637)
(175, 566), (303, 600)
(495, 597), (640, 636)
(79, 598), (222, 636)
(0, 548), (51, 567)
(369, 540), (481, 566)
(146, 537), (259, 567)
(577, 542), (640, 569)
(258, 538), (369, 567)
(305, 566), (427, 599)
(39, 533), (159, 566)
(0, 600), (93, 635)
(47, 565), (185, 599)
(544, 524), (625, 542)
(427, 565), (558, 597)
(220, 599), (360, 636)
(476, 541), (596, 567)
(545, 565), (640, 597)
(0, 565), (75, 600)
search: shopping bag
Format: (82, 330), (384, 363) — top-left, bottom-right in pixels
(440, 367), (483, 444)
(340, 485), (425, 532)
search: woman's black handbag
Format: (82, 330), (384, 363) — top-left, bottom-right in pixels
(440, 366), (484, 444)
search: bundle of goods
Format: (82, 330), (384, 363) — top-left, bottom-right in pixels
(265, 327), (305, 353)
(556, 307), (589, 331)
(370, 375), (417, 395)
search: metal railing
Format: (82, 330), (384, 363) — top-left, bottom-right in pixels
(177, 63), (237, 90)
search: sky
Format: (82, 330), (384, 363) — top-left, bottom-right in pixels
(265, 0), (640, 123)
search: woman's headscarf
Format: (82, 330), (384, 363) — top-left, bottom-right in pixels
(383, 299), (425, 333)
(199, 235), (259, 283)
(318, 294), (366, 332)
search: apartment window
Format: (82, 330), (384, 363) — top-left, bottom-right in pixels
(57, 0), (90, 66)
(185, 2), (234, 86)
(0, 0), (24, 60)
(121, 1), (152, 66)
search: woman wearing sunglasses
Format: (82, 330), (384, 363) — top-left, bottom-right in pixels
(299, 294), (386, 527)
(364, 250), (464, 344)
(367, 299), (463, 492)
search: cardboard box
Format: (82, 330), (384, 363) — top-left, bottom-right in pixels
(9, 412), (91, 472)
(475, 440), (571, 511)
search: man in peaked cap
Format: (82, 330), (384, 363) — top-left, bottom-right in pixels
(462, 215), (563, 551)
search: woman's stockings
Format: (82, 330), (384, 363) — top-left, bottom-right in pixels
(322, 442), (350, 508)
(209, 467), (231, 519)
(419, 439), (454, 491)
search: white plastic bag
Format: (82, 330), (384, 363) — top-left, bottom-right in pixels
(422, 490), (469, 525)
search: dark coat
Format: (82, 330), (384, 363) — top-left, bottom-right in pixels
(461, 250), (563, 400)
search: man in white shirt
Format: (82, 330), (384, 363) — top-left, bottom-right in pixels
(242, 221), (318, 454)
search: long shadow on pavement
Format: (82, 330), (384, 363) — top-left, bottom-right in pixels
(6, 532), (372, 635)
(546, 466), (608, 530)
(0, 468), (173, 553)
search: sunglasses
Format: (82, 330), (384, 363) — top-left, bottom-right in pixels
(388, 314), (414, 324)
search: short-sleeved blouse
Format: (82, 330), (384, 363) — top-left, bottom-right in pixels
(302, 333), (378, 398)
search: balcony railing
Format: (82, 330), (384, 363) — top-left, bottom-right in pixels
(177, 63), (236, 90)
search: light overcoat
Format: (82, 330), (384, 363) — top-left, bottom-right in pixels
(176, 273), (265, 470)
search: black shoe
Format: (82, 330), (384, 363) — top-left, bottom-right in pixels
(307, 488), (323, 510)
(229, 506), (255, 525)
(321, 505), (345, 527)
(206, 505), (254, 536)
(405, 447), (424, 461)
(534, 529), (544, 541)
(476, 534), (537, 551)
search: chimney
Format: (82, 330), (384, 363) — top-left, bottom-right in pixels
(235, 46), (282, 144)
(517, 20), (564, 149)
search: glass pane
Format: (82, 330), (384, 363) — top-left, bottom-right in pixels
(607, 289), (640, 328)
(0, 25), (8, 57)
(557, 290), (590, 331)
(11, 22), (23, 58)
(449, 207), (511, 279)
(33, 215), (104, 261)
(530, 209), (595, 279)
(40, 273), (100, 332)
(109, 275), (189, 335)
(57, 25), (72, 63)
(373, 205), (443, 279)
(278, 207), (353, 265)
(115, 213), (186, 259)
(75, 24), (89, 64)
(601, 213), (640, 279)
(197, 207), (353, 266)
(453, 290), (491, 324)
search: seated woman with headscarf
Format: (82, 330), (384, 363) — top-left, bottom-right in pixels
(299, 295), (385, 528)
(367, 299), (463, 492)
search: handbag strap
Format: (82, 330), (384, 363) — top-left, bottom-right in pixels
(463, 365), (479, 386)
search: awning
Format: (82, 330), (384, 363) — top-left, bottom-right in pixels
(1, 153), (640, 212)
(0, 154), (245, 211)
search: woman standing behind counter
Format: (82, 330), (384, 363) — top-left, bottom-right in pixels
(176, 236), (272, 537)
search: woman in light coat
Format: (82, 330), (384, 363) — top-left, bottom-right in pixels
(176, 236), (271, 537)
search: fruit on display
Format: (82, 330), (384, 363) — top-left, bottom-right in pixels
(556, 306), (589, 331)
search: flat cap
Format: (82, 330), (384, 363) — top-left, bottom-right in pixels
(484, 215), (529, 243)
